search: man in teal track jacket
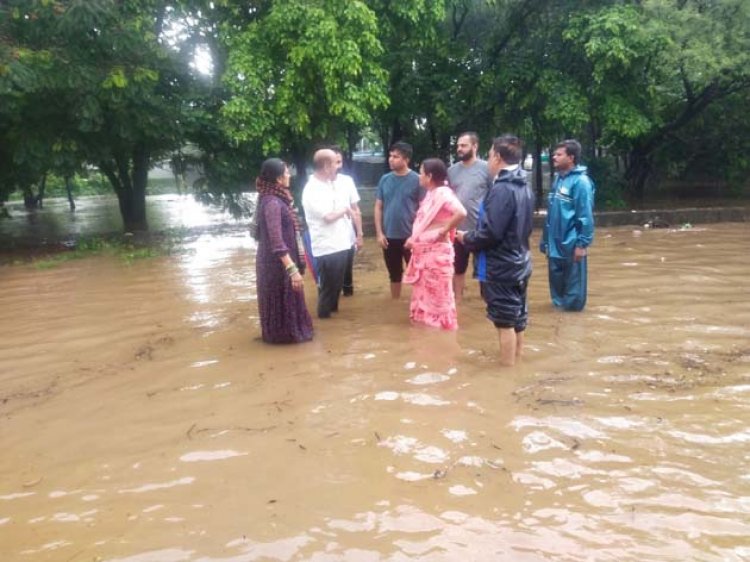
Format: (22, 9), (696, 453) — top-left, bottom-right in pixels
(540, 139), (595, 311)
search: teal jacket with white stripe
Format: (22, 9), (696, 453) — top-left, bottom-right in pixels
(540, 165), (595, 259)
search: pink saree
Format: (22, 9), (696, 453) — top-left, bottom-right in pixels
(403, 185), (465, 330)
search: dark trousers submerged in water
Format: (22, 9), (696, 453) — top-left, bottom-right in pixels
(343, 246), (355, 296)
(316, 249), (349, 318)
(548, 256), (587, 311)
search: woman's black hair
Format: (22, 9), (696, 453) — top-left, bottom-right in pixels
(259, 158), (287, 183)
(422, 158), (448, 186)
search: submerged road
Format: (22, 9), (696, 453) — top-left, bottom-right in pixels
(0, 222), (749, 561)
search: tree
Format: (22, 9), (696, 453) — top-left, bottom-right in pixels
(474, 0), (591, 197)
(564, 0), (750, 197)
(365, 0), (450, 160)
(0, 0), (206, 231)
(158, 0), (272, 212)
(220, 0), (389, 187)
(3, 0), (749, 221)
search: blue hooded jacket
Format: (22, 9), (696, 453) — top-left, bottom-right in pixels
(463, 166), (534, 284)
(540, 165), (595, 259)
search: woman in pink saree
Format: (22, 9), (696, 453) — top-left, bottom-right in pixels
(404, 159), (467, 330)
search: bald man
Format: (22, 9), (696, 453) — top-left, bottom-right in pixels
(302, 149), (354, 318)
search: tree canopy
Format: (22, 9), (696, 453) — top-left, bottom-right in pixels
(1, 0), (748, 230)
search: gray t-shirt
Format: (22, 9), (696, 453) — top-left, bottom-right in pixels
(376, 170), (422, 239)
(448, 160), (491, 230)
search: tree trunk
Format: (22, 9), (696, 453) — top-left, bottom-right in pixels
(101, 146), (150, 233)
(548, 145), (555, 183)
(38, 174), (46, 209)
(23, 186), (37, 210)
(380, 128), (390, 173)
(587, 121), (597, 161)
(625, 146), (651, 200)
(428, 120), (438, 156)
(534, 142), (543, 209)
(64, 175), (76, 211)
(346, 125), (358, 168)
(127, 145), (149, 231)
(171, 152), (186, 195)
(438, 132), (451, 163)
(390, 118), (403, 147)
(290, 147), (308, 205)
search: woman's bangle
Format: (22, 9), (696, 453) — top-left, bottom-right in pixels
(286, 265), (299, 277)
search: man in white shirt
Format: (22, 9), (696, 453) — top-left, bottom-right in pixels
(331, 146), (363, 297)
(302, 149), (353, 319)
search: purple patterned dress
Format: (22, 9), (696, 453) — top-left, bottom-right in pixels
(255, 195), (313, 344)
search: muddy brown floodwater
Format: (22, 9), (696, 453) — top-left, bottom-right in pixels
(1, 223), (749, 562)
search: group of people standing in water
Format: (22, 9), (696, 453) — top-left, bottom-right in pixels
(252, 133), (595, 366)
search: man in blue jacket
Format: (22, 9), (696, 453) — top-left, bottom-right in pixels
(540, 139), (595, 311)
(457, 135), (534, 366)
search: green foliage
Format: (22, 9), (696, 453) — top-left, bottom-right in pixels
(31, 235), (178, 269)
(2, 0), (750, 216)
(587, 157), (627, 209)
(7, 174), (187, 200)
(648, 89), (750, 197)
(0, 0), (214, 228)
(367, 0), (455, 157)
(563, 0), (750, 192)
(221, 0), (389, 154)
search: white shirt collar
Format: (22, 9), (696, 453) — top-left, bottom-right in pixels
(493, 163), (519, 179)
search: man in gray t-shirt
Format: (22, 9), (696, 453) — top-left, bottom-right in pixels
(375, 141), (422, 299)
(448, 132), (492, 302)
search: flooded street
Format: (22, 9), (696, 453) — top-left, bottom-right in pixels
(1, 222), (749, 561)
(0, 195), (246, 250)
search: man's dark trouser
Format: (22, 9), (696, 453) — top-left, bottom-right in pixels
(548, 256), (587, 311)
(343, 246), (355, 296)
(316, 249), (349, 318)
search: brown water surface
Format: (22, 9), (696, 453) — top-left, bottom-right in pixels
(1, 224), (749, 561)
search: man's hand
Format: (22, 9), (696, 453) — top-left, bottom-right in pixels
(324, 207), (352, 223)
(355, 235), (364, 250)
(455, 230), (466, 244)
(574, 246), (587, 262)
(377, 233), (388, 249)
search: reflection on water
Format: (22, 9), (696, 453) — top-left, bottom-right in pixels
(180, 232), (255, 313)
(0, 223), (749, 561)
(0, 194), (248, 248)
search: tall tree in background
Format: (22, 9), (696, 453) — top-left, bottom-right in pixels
(2, 0), (749, 219)
(365, 0), (449, 159)
(220, 0), (389, 188)
(473, 0), (590, 198)
(564, 0), (750, 197)
(68, 1), (198, 231)
(0, 0), (204, 231)
(166, 0), (272, 211)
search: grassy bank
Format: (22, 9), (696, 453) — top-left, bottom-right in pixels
(2, 231), (188, 268)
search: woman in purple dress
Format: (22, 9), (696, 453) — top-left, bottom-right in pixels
(255, 159), (313, 344)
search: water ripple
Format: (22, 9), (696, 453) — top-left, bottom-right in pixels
(179, 450), (247, 462)
(668, 429), (750, 445)
(118, 477), (195, 494)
